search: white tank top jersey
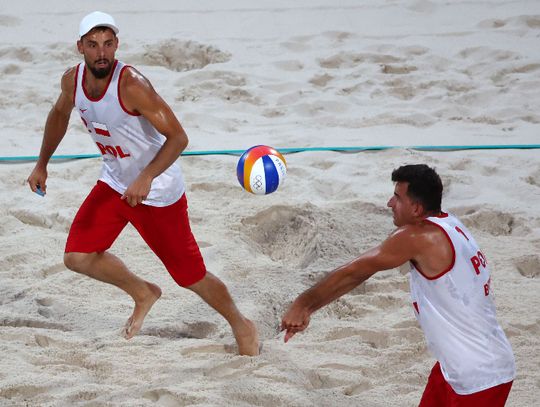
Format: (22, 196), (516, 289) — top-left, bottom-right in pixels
(74, 60), (185, 207)
(409, 213), (515, 395)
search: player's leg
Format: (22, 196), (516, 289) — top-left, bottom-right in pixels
(64, 251), (162, 338)
(418, 362), (449, 407)
(419, 361), (513, 407)
(64, 181), (162, 338)
(132, 193), (259, 355)
(447, 380), (513, 407)
(187, 272), (259, 356)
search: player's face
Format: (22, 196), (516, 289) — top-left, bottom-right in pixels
(77, 28), (118, 79)
(387, 182), (419, 227)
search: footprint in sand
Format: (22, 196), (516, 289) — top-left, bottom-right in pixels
(67, 390), (99, 403)
(323, 327), (390, 349)
(36, 297), (54, 319)
(477, 18), (507, 29)
(0, 285), (29, 306)
(318, 51), (402, 69)
(513, 255), (540, 278)
(456, 208), (524, 236)
(505, 320), (540, 338)
(322, 30), (355, 43)
(176, 71), (260, 104)
(273, 60), (304, 71)
(449, 158), (473, 171)
(479, 15), (540, 30)
(384, 78), (417, 100)
(261, 108), (286, 118)
(42, 263), (65, 277)
(0, 384), (47, 400)
(0, 317), (69, 331)
(205, 357), (269, 381)
(143, 389), (199, 404)
(1, 63), (21, 75)
(7, 209), (71, 231)
(309, 73), (334, 87)
(456, 46), (517, 62)
(189, 182), (235, 194)
(366, 293), (406, 310)
(280, 40), (311, 52)
(43, 43), (79, 64)
(491, 63), (540, 85)
(380, 64), (418, 75)
(0, 14), (21, 26)
(343, 380), (373, 396)
(0, 45), (34, 62)
(180, 344), (227, 355)
(0, 253), (33, 270)
(304, 368), (357, 390)
(525, 167), (540, 187)
(144, 321), (218, 339)
(34, 334), (50, 348)
(325, 297), (370, 319)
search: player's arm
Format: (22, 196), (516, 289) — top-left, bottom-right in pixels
(120, 67), (188, 206)
(27, 68), (76, 194)
(281, 227), (420, 342)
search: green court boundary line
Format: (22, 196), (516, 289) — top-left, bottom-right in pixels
(1, 144), (539, 162)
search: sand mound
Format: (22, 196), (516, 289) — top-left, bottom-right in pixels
(127, 39), (231, 72)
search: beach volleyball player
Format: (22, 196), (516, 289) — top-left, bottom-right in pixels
(26, 11), (259, 355)
(282, 165), (515, 406)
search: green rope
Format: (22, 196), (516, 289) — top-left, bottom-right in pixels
(1, 144), (539, 162)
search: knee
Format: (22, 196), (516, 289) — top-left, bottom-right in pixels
(64, 252), (93, 273)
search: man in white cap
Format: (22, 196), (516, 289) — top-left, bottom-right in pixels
(27, 11), (259, 356)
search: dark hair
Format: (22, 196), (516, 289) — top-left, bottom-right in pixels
(391, 164), (442, 213)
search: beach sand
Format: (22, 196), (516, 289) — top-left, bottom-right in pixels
(1, 1), (539, 406)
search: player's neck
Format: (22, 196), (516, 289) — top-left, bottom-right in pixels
(83, 65), (114, 98)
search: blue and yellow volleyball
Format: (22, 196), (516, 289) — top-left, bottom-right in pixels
(237, 145), (287, 195)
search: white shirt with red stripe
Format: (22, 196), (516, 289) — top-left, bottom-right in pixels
(409, 213), (515, 395)
(74, 60), (184, 207)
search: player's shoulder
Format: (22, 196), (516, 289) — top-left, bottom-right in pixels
(62, 65), (79, 80)
(60, 65), (79, 92)
(121, 67), (160, 110)
(392, 222), (427, 236)
(120, 65), (152, 88)
(391, 221), (442, 244)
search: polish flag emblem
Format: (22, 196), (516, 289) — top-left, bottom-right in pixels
(92, 122), (111, 137)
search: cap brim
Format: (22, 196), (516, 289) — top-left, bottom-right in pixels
(80, 24), (119, 37)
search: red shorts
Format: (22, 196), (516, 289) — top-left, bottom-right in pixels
(419, 362), (513, 407)
(65, 181), (206, 287)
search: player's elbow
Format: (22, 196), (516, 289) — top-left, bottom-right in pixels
(179, 132), (188, 151)
(167, 131), (188, 155)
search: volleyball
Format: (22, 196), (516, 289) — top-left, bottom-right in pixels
(237, 145), (287, 195)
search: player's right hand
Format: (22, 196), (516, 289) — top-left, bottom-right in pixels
(281, 301), (311, 343)
(27, 166), (48, 195)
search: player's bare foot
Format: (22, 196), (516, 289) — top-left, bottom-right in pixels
(123, 282), (162, 339)
(234, 318), (260, 356)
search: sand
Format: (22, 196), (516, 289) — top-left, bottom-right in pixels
(1, 1), (539, 406)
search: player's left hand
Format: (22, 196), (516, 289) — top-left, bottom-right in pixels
(122, 175), (152, 207)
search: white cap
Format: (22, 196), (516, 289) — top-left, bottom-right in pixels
(79, 11), (119, 38)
